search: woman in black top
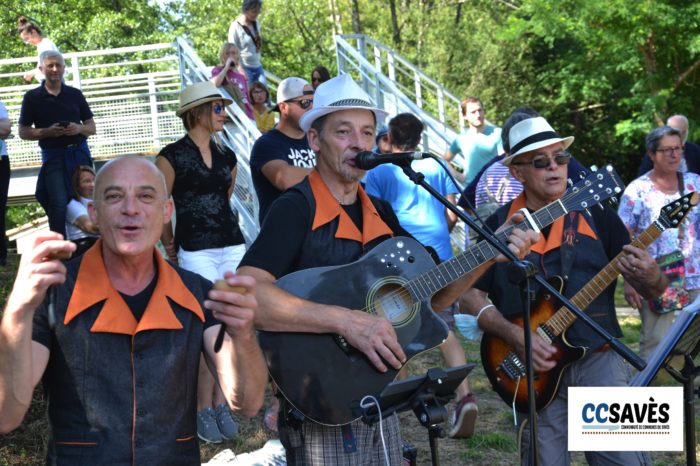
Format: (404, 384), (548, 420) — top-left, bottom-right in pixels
(156, 81), (246, 444)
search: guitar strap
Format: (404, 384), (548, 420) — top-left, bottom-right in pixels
(237, 21), (261, 51)
(559, 211), (579, 281)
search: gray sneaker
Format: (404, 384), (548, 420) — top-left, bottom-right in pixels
(215, 403), (239, 440)
(197, 407), (223, 444)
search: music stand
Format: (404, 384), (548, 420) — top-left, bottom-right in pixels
(630, 297), (700, 466)
(360, 364), (474, 466)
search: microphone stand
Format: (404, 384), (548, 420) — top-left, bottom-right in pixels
(396, 160), (646, 465)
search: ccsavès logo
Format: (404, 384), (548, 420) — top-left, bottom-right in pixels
(568, 387), (682, 451)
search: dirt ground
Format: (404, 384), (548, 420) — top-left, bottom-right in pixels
(0, 252), (698, 465)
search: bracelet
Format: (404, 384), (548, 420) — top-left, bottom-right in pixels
(476, 303), (495, 323)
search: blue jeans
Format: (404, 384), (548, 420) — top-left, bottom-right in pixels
(38, 156), (69, 237)
(242, 64), (267, 89)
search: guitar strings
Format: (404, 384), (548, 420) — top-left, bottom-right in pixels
(357, 185), (610, 317)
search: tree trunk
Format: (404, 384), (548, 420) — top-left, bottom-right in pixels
(328, 0), (342, 36)
(389, 0), (401, 48)
(351, 0), (361, 34)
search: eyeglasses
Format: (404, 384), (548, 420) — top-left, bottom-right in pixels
(656, 146), (683, 157)
(212, 103), (224, 114)
(287, 98), (313, 109)
(252, 89), (266, 94)
(512, 152), (572, 169)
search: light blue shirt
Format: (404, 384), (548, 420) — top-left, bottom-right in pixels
(364, 158), (458, 261)
(449, 125), (503, 184)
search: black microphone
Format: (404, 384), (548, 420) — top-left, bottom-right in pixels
(354, 150), (429, 170)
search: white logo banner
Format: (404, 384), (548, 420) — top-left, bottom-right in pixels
(568, 387), (683, 451)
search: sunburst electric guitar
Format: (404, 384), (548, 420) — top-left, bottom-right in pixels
(482, 191), (699, 413)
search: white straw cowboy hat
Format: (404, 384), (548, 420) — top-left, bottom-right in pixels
(503, 116), (574, 165)
(299, 74), (388, 133)
(176, 81), (233, 117)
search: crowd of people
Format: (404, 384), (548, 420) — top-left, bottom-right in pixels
(0, 6), (699, 466)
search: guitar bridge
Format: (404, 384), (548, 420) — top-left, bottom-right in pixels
(500, 352), (526, 379)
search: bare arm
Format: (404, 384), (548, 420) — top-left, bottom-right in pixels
(64, 118), (96, 138)
(202, 273), (267, 418)
(237, 265), (406, 373)
(18, 123), (66, 141)
(443, 149), (456, 162)
(459, 287), (557, 372)
(261, 160), (312, 191)
(0, 117), (10, 139)
(445, 193), (458, 231)
(211, 60), (234, 88)
(73, 215), (99, 235)
(0, 233), (75, 433)
(155, 156), (178, 262)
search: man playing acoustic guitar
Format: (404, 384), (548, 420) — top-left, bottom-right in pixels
(460, 113), (667, 466)
(237, 74), (539, 465)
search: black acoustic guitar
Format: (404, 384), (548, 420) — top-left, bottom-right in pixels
(259, 167), (624, 425)
(482, 191), (699, 413)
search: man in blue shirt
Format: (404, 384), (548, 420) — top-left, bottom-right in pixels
(19, 50), (96, 237)
(443, 97), (502, 185)
(364, 113), (478, 438)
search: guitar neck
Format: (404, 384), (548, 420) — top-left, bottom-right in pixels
(547, 221), (664, 336)
(405, 198), (571, 301)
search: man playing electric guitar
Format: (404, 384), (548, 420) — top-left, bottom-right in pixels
(460, 113), (667, 466)
(237, 75), (539, 465)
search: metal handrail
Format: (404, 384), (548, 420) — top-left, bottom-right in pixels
(339, 34), (464, 133)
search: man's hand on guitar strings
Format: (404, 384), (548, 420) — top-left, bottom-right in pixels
(340, 310), (406, 373)
(494, 212), (540, 263)
(509, 328), (557, 372)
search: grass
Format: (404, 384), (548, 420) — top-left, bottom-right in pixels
(0, 251), (698, 465)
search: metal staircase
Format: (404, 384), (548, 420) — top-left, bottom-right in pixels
(335, 34), (463, 158)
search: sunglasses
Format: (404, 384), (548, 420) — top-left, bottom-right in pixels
(212, 103), (224, 114)
(512, 152), (572, 169)
(287, 98), (313, 110)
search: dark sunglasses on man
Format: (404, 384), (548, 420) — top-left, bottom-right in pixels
(512, 151), (572, 169)
(286, 98), (313, 110)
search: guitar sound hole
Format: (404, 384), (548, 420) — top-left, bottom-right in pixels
(372, 283), (415, 326)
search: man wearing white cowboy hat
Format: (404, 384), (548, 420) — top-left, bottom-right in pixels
(460, 115), (665, 465)
(238, 74), (539, 465)
(250, 76), (316, 222)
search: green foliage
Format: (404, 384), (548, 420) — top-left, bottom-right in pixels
(6, 203), (44, 231)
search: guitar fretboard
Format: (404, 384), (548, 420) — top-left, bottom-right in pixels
(404, 178), (613, 301)
(545, 221), (663, 337)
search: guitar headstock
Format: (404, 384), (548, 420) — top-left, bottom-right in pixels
(658, 192), (699, 229)
(561, 165), (624, 212)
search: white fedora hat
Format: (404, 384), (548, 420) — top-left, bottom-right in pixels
(299, 74), (388, 133)
(503, 116), (574, 165)
(177, 81), (233, 117)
